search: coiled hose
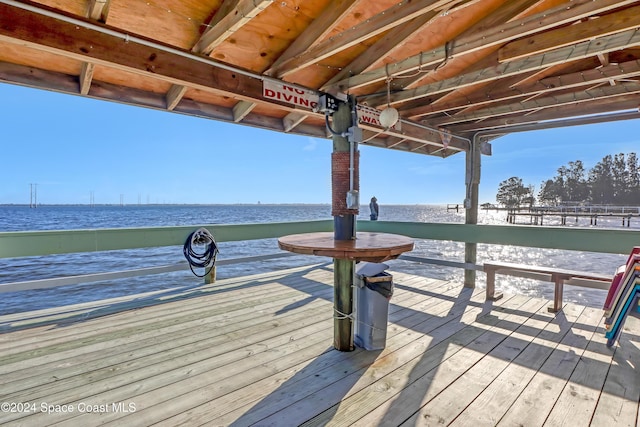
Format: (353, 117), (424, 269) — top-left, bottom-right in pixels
(183, 227), (219, 277)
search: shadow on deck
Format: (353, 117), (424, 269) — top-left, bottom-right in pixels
(0, 263), (638, 426)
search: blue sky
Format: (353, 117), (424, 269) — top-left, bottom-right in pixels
(1, 83), (638, 205)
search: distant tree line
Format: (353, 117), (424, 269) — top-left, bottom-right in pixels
(496, 152), (640, 207)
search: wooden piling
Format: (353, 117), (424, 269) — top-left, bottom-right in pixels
(331, 101), (356, 352)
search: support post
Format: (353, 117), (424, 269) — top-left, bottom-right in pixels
(204, 266), (216, 284)
(464, 136), (481, 288)
(331, 100), (358, 351)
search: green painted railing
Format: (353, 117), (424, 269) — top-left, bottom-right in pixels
(0, 220), (333, 258)
(1, 220), (638, 260)
(359, 221), (640, 255)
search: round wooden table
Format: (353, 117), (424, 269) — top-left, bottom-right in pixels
(278, 231), (413, 351)
(278, 231), (414, 263)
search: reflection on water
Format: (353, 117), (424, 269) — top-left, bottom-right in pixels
(0, 204), (631, 314)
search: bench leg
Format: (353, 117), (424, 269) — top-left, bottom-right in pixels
(485, 269), (503, 301)
(548, 275), (564, 313)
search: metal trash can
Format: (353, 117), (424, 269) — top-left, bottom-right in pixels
(354, 262), (393, 350)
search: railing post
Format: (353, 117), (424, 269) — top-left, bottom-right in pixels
(548, 274), (565, 313)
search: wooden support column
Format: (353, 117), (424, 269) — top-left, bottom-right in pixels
(331, 101), (358, 352)
(464, 137), (480, 288)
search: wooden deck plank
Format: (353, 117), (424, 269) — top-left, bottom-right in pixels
(496, 305), (606, 426)
(544, 316), (616, 425)
(0, 264), (638, 427)
(590, 316), (640, 426)
(449, 303), (587, 427)
(216, 294), (525, 426)
(402, 298), (558, 426)
(342, 296), (547, 427)
(76, 275), (454, 426)
(0, 277), (335, 376)
(0, 264), (334, 349)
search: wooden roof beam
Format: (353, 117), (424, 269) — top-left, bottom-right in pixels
(272, 0), (466, 79)
(321, 11), (441, 90)
(449, 93), (640, 133)
(265, 0), (359, 77)
(499, 6), (640, 62)
(499, 5), (640, 62)
(327, 0), (637, 93)
(194, 0), (274, 55)
(86, 0), (110, 23)
(79, 0), (112, 95)
(165, 0), (273, 112)
(386, 0), (541, 92)
(0, 3), (288, 111)
(232, 100), (256, 122)
(79, 62), (95, 95)
(364, 27), (640, 107)
(405, 59), (640, 118)
(283, 112), (308, 132)
(429, 81), (640, 126)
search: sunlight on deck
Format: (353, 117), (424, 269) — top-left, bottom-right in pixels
(1, 264), (639, 426)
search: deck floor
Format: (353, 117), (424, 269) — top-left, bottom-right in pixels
(1, 263), (639, 426)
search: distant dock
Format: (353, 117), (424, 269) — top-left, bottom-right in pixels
(505, 205), (640, 227)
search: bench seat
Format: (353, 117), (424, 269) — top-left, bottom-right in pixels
(483, 261), (612, 312)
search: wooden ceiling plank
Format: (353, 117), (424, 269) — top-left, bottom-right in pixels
(166, 84), (188, 110)
(232, 100), (256, 122)
(265, 0), (359, 77)
(321, 11), (441, 90)
(499, 5), (640, 63)
(365, 27), (640, 107)
(194, 0), (275, 55)
(327, 0), (637, 92)
(273, 0), (465, 78)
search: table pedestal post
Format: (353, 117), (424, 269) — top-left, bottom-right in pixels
(331, 100), (358, 352)
(333, 258), (354, 351)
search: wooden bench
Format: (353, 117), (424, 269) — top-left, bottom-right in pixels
(483, 261), (612, 312)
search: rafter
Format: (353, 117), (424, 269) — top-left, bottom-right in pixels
(321, 11), (441, 90)
(78, 0), (112, 95)
(449, 93), (640, 133)
(283, 112), (309, 132)
(232, 100), (256, 122)
(394, 0), (542, 93)
(271, 0), (467, 78)
(79, 62), (94, 95)
(364, 28), (640, 107)
(166, 84), (188, 111)
(326, 0), (637, 93)
(428, 81), (640, 126)
(265, 0), (358, 77)
(499, 4), (640, 62)
(404, 59), (640, 118)
(194, 0), (274, 55)
(87, 0), (110, 22)
(164, 0), (272, 115)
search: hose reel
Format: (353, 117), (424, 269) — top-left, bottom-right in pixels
(183, 227), (219, 278)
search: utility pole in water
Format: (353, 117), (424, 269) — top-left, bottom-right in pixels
(29, 183), (38, 208)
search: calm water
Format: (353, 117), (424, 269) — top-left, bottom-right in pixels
(0, 204), (632, 314)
